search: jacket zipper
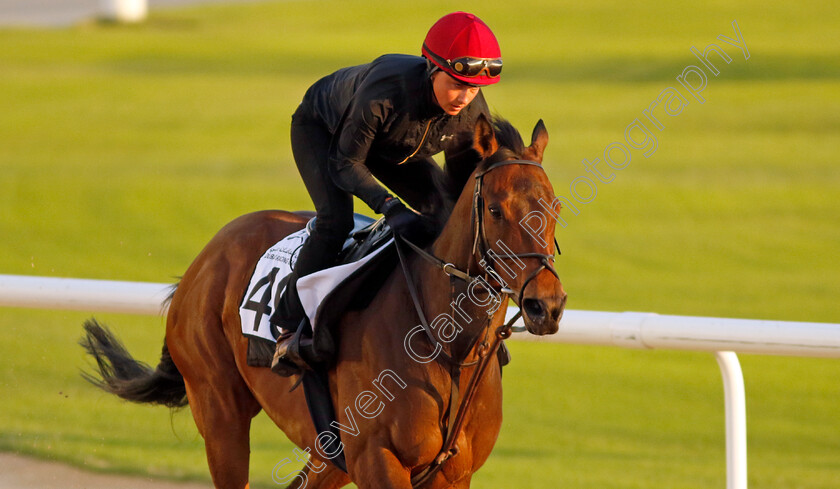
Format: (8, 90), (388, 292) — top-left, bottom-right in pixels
(397, 119), (432, 165)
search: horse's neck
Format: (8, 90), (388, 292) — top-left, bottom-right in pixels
(429, 175), (476, 270)
(411, 192), (499, 362)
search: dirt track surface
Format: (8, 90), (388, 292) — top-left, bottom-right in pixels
(0, 453), (213, 489)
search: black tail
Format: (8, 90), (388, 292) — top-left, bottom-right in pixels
(79, 318), (188, 408)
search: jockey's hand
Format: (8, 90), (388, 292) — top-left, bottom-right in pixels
(382, 198), (433, 244)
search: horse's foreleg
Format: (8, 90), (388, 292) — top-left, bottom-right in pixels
(349, 449), (414, 489)
(284, 461), (351, 489)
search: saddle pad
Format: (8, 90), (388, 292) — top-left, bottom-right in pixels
(239, 228), (307, 342)
(239, 230), (393, 342)
(297, 238), (393, 333)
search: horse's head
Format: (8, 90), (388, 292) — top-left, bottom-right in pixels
(464, 115), (566, 335)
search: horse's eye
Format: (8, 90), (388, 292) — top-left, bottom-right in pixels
(488, 204), (503, 219)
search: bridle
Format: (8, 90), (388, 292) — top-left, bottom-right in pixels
(398, 155), (561, 358)
(395, 154), (561, 487)
(472, 157), (561, 307)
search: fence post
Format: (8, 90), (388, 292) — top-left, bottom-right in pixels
(100, 0), (148, 23)
(715, 351), (748, 489)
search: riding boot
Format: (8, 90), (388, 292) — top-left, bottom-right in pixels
(272, 268), (307, 333)
(270, 268), (311, 376)
(270, 229), (345, 375)
(269, 270), (307, 377)
(271, 318), (312, 377)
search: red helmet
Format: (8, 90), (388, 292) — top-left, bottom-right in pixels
(422, 12), (502, 86)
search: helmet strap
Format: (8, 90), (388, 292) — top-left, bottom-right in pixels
(425, 57), (441, 77)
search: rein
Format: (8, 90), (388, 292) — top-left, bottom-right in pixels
(397, 158), (558, 487)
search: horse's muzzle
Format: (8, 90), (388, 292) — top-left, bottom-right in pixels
(521, 283), (566, 336)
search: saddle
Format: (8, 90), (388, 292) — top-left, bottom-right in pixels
(281, 214), (397, 364)
(244, 213), (397, 368)
(311, 213), (393, 265)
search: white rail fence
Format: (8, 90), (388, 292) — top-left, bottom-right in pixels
(2, 273), (839, 489)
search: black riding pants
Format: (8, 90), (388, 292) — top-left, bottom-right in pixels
(277, 109), (445, 323)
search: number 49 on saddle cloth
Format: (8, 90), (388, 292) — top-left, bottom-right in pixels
(239, 215), (395, 361)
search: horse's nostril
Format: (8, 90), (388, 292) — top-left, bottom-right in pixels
(523, 298), (545, 320)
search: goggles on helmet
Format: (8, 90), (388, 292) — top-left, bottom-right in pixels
(423, 43), (503, 79)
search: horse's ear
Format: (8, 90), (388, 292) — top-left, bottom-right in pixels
(527, 119), (549, 163)
(473, 114), (498, 158)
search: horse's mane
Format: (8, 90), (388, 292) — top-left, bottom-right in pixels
(487, 117), (526, 160)
(432, 116), (524, 225)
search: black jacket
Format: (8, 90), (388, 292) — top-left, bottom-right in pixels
(296, 54), (490, 213)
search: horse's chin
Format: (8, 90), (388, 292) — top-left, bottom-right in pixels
(523, 316), (561, 336)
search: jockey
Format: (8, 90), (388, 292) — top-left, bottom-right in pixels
(272, 11), (503, 374)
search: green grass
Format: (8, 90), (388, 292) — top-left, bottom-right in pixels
(1, 0), (839, 487)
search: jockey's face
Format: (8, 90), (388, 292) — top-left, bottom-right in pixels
(431, 72), (481, 116)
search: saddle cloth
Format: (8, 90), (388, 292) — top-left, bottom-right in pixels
(239, 214), (393, 344)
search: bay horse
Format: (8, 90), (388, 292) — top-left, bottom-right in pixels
(81, 115), (566, 489)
